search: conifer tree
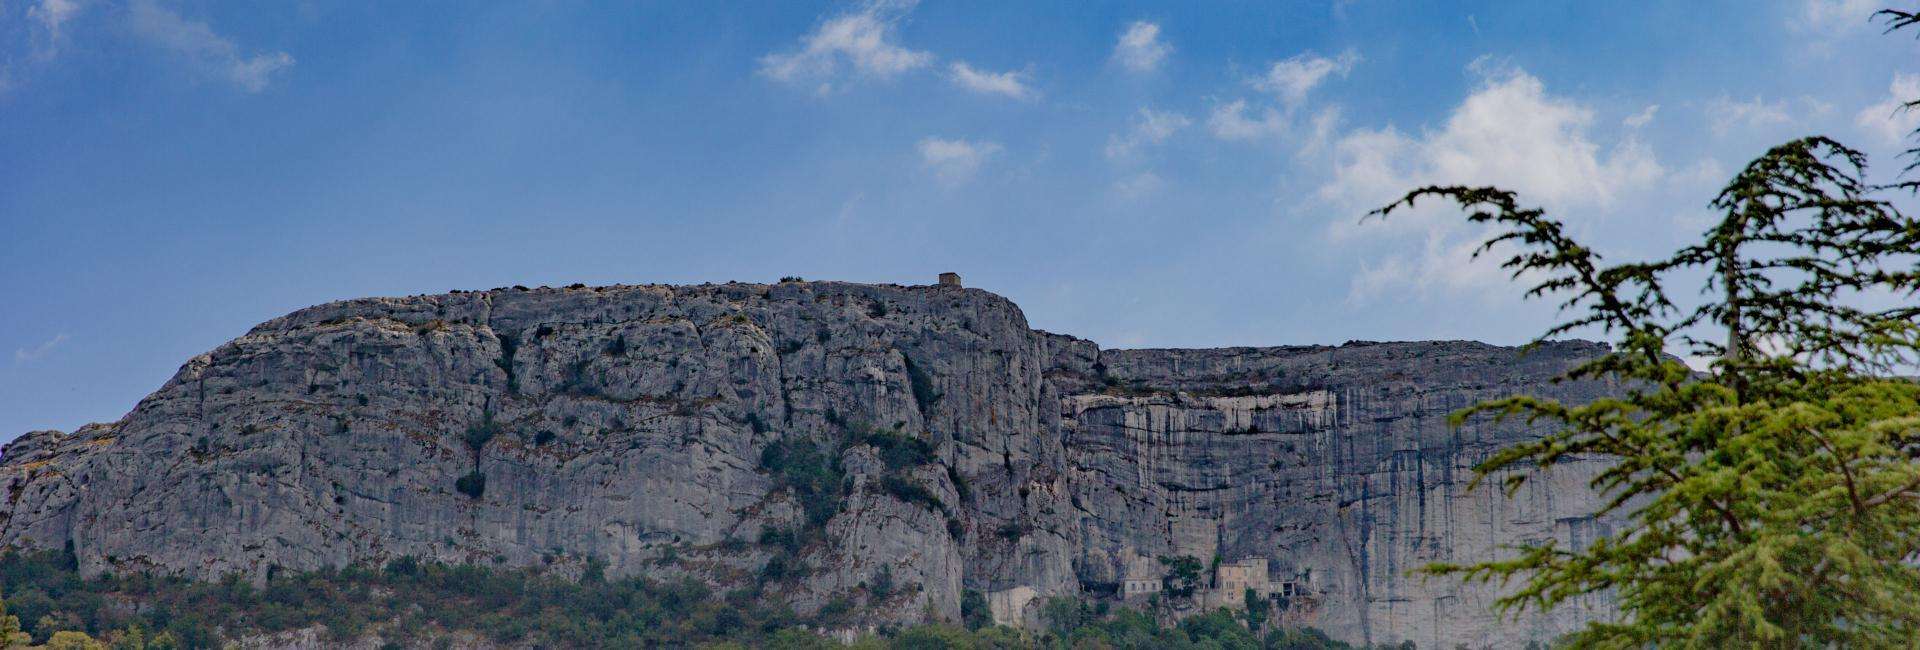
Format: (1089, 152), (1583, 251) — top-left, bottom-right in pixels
(1374, 11), (1920, 647)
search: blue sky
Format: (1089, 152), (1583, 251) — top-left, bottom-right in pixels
(3, 0), (1918, 438)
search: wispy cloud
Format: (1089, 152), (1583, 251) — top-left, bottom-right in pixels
(1673, 157), (1728, 190)
(949, 62), (1036, 100)
(14, 333), (69, 364)
(1705, 95), (1794, 135)
(129, 0), (294, 92)
(1105, 108), (1189, 161)
(918, 137), (1001, 187)
(1254, 50), (1360, 107)
(1112, 171), (1164, 200)
(1112, 21), (1170, 74)
(759, 0), (933, 93)
(1208, 99), (1287, 141)
(1207, 49), (1358, 145)
(1854, 73), (1920, 147)
(1795, 0), (1880, 38)
(29, 0), (83, 51)
(1623, 104), (1659, 129)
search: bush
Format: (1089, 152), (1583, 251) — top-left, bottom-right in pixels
(454, 472), (486, 499)
(945, 466), (970, 503)
(853, 428), (935, 472)
(463, 420), (499, 455)
(759, 554), (806, 582)
(901, 355), (942, 414)
(744, 412), (769, 435)
(384, 556), (420, 577)
(878, 475), (944, 513)
(960, 590), (991, 630)
(758, 439), (847, 529)
(866, 566), (894, 601)
(814, 597), (853, 624)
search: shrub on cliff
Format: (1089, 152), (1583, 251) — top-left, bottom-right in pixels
(850, 426), (937, 471)
(878, 475), (945, 513)
(454, 471), (486, 499)
(758, 438), (847, 529)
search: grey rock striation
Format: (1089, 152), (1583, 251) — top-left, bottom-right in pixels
(0, 281), (1619, 648)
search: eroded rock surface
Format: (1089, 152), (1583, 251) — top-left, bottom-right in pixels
(0, 282), (1619, 647)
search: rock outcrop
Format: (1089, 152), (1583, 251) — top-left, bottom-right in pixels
(0, 281), (1619, 647)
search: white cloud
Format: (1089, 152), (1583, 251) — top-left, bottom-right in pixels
(1801, 96), (1837, 119)
(1209, 50), (1357, 145)
(29, 0), (83, 45)
(918, 137), (1001, 187)
(1854, 73), (1920, 147)
(1300, 106), (1344, 155)
(1105, 108), (1189, 161)
(14, 333), (69, 363)
(1253, 50), (1359, 106)
(1325, 69), (1660, 214)
(1321, 66), (1663, 302)
(1623, 104), (1659, 128)
(1113, 21), (1170, 74)
(128, 0), (293, 92)
(759, 1), (933, 91)
(1796, 0), (1880, 36)
(1349, 236), (1513, 305)
(1705, 95), (1794, 135)
(949, 62), (1035, 100)
(1208, 100), (1287, 141)
(1674, 157), (1727, 189)
(1112, 172), (1165, 200)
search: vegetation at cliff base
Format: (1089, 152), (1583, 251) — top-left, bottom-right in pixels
(0, 549), (1376, 649)
(1036, 598), (1373, 650)
(0, 549), (806, 648)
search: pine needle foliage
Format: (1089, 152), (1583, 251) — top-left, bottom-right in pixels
(1371, 134), (1920, 644)
(1876, 9), (1920, 185)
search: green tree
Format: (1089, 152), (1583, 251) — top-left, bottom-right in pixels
(1243, 588), (1271, 631)
(43, 631), (104, 650)
(1156, 555), (1203, 600)
(0, 590), (26, 649)
(1375, 105), (1920, 649)
(960, 589), (993, 631)
(1880, 8), (1920, 189)
(1039, 597), (1089, 641)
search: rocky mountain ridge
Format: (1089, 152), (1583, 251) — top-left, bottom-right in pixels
(0, 281), (1619, 648)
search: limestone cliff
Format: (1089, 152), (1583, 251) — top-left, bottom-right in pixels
(0, 281), (1619, 648)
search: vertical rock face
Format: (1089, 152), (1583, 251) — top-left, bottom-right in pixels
(1048, 344), (1619, 647)
(0, 282), (1619, 647)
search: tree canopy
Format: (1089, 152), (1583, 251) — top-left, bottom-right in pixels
(1376, 10), (1920, 648)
